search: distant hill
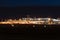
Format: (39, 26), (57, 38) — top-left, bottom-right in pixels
(0, 6), (60, 18)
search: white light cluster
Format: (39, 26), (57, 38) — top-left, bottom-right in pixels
(0, 18), (60, 25)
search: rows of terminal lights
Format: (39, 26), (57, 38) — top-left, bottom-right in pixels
(0, 18), (60, 25)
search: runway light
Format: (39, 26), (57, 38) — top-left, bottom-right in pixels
(33, 25), (35, 27)
(44, 25), (46, 28)
(11, 24), (14, 27)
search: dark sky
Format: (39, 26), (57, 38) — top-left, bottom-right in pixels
(0, 0), (60, 19)
(0, 0), (60, 7)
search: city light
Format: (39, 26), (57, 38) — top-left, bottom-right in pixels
(0, 18), (60, 25)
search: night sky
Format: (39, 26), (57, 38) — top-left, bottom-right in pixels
(0, 0), (60, 7)
(0, 0), (60, 19)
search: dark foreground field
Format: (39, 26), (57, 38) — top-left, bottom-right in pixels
(0, 24), (60, 40)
